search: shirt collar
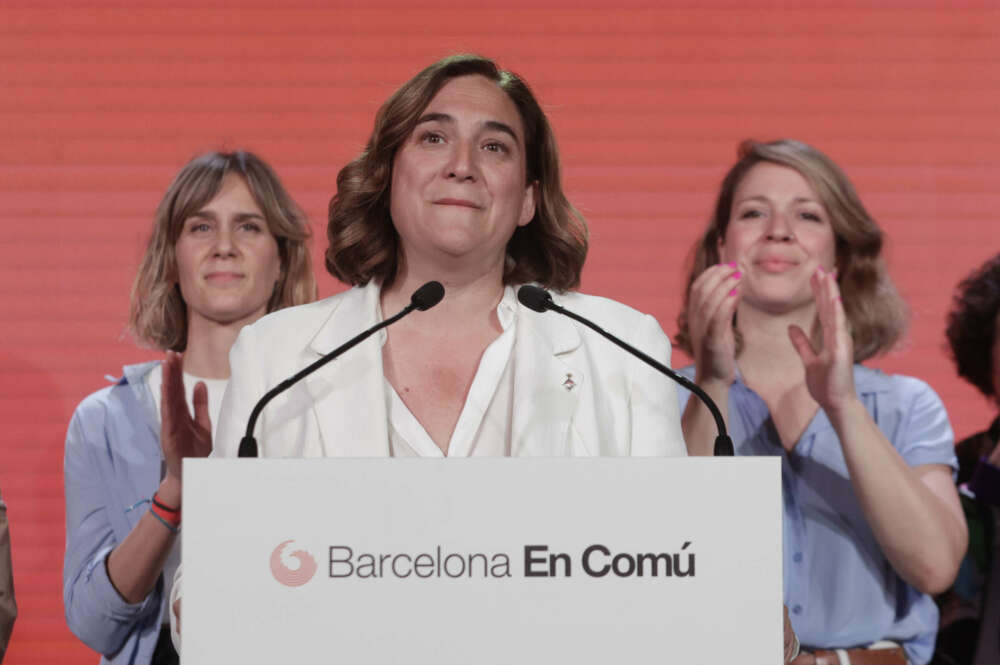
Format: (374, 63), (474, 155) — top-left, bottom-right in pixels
(497, 285), (517, 331)
(851, 365), (892, 394)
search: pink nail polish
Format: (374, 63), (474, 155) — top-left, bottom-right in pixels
(733, 271), (742, 279)
(728, 261), (737, 268)
(730, 288), (739, 296)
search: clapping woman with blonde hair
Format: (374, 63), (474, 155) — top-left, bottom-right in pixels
(676, 139), (967, 665)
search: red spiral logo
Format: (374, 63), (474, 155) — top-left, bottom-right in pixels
(270, 539), (318, 587)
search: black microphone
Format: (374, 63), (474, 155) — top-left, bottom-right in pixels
(517, 285), (734, 456)
(238, 281), (445, 457)
(409, 280), (445, 311)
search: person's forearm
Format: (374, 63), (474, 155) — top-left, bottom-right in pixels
(105, 476), (180, 604)
(828, 398), (967, 593)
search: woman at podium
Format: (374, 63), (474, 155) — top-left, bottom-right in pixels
(165, 58), (800, 660)
(62, 151), (315, 665)
(674, 139), (967, 665)
(208, 55), (687, 461)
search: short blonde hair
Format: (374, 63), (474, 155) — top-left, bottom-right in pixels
(675, 139), (906, 362)
(129, 151), (316, 351)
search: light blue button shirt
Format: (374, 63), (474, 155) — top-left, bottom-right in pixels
(63, 362), (165, 665)
(677, 365), (957, 665)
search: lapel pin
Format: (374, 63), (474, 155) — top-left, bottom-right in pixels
(562, 373), (576, 391)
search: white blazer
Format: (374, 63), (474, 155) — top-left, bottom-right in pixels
(213, 282), (686, 459)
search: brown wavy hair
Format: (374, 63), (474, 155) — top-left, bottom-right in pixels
(129, 151), (316, 351)
(326, 54), (587, 291)
(946, 253), (1000, 398)
(675, 139), (906, 362)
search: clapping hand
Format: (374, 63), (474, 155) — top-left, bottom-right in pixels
(787, 267), (855, 414)
(160, 350), (212, 488)
(686, 262), (743, 386)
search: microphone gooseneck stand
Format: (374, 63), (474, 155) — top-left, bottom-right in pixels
(238, 281), (446, 458)
(517, 285), (734, 456)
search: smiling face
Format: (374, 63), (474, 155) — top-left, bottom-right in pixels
(719, 162), (837, 314)
(388, 74), (536, 276)
(174, 173), (282, 332)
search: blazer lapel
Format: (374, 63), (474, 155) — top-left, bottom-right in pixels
(511, 293), (590, 456)
(303, 283), (391, 457)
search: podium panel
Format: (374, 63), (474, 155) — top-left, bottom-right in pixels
(183, 457), (780, 664)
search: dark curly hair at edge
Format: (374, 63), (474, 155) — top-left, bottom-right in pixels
(325, 54), (588, 291)
(946, 252), (1000, 398)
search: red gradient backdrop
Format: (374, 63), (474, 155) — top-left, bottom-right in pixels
(2, 2), (998, 663)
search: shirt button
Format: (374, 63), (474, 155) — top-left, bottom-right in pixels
(792, 604), (803, 615)
(793, 552), (803, 563)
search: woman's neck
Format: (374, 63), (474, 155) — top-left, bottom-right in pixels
(181, 318), (241, 379)
(735, 303), (817, 387)
(381, 257), (506, 334)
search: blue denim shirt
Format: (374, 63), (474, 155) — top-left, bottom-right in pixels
(63, 362), (165, 665)
(677, 365), (957, 665)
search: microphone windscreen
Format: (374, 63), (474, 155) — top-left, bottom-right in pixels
(410, 281), (445, 311)
(517, 285), (553, 313)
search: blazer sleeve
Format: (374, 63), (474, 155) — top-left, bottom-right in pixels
(627, 313), (687, 457)
(62, 396), (161, 655)
(214, 323), (269, 459)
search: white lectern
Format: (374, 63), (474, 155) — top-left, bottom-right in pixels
(183, 457), (780, 664)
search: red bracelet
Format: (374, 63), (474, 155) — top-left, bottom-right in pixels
(152, 492), (180, 515)
(151, 493), (181, 530)
(150, 502), (181, 528)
